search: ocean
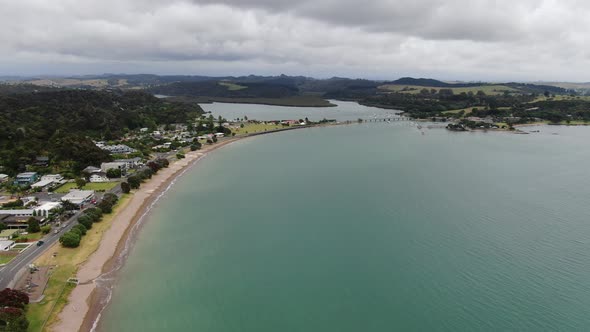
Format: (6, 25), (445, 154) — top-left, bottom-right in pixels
(99, 102), (590, 331)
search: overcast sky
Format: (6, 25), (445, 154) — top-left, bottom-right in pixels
(0, 0), (588, 81)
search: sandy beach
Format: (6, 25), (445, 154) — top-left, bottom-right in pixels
(52, 137), (241, 332)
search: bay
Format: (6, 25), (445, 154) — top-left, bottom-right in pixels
(100, 104), (590, 331)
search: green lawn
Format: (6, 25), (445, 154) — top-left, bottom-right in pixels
(82, 182), (119, 191)
(0, 254), (16, 265)
(55, 181), (118, 193)
(219, 82), (247, 91)
(54, 182), (77, 194)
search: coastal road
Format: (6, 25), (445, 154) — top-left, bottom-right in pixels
(0, 210), (84, 289)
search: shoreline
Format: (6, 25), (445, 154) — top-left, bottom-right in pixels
(52, 136), (243, 331)
(51, 124), (334, 332)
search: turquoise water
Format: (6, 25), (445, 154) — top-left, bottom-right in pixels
(100, 117), (590, 331)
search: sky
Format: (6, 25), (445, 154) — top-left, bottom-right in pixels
(0, 0), (589, 81)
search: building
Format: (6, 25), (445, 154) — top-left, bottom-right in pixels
(14, 172), (39, 186)
(89, 172), (109, 183)
(114, 158), (142, 169)
(0, 229), (18, 241)
(61, 190), (95, 207)
(34, 202), (61, 217)
(0, 240), (15, 251)
(34, 156), (50, 167)
(101, 144), (137, 154)
(0, 215), (44, 230)
(101, 162), (127, 173)
(41, 174), (64, 182)
(0, 209), (34, 217)
(82, 166), (101, 174)
(0, 174), (8, 183)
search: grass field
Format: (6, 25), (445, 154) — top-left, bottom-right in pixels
(219, 82), (247, 91)
(54, 183), (77, 194)
(54, 182), (118, 193)
(379, 84), (519, 95)
(0, 254), (17, 265)
(233, 123), (285, 135)
(27, 194), (131, 332)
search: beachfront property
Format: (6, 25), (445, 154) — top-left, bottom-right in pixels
(89, 172), (109, 183)
(61, 189), (95, 207)
(0, 174), (9, 183)
(0, 240), (15, 251)
(100, 144), (137, 154)
(114, 157), (142, 169)
(14, 172), (39, 186)
(101, 161), (127, 173)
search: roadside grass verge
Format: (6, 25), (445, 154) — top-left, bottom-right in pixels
(27, 194), (131, 331)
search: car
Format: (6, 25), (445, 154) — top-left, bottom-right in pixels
(37, 240), (45, 246)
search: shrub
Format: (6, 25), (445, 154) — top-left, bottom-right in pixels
(176, 153), (185, 159)
(78, 218), (93, 230)
(41, 225), (51, 234)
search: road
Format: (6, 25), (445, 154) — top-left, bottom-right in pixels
(0, 210), (83, 289)
(0, 185), (122, 289)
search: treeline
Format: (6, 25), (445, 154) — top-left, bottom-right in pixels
(59, 195), (117, 248)
(126, 158), (169, 190)
(0, 90), (204, 174)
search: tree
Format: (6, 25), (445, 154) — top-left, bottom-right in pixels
(0, 289), (29, 309)
(26, 217), (40, 233)
(0, 307), (28, 332)
(127, 176), (141, 189)
(120, 182), (130, 194)
(75, 178), (86, 189)
(73, 224), (87, 236)
(59, 231), (81, 248)
(61, 199), (78, 211)
(106, 168), (122, 178)
(97, 200), (113, 214)
(41, 225), (51, 234)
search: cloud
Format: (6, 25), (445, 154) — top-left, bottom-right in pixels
(0, 0), (589, 81)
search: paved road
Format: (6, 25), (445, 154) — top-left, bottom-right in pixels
(0, 210), (84, 289)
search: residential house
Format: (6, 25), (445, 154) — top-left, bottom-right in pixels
(61, 190), (95, 207)
(101, 144), (137, 154)
(31, 174), (64, 190)
(0, 174), (8, 183)
(14, 172), (39, 186)
(82, 166), (101, 174)
(89, 172), (109, 183)
(100, 162), (127, 173)
(113, 157), (142, 169)
(34, 156), (50, 167)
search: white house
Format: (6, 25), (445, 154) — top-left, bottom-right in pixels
(89, 172), (109, 183)
(34, 202), (61, 217)
(41, 174), (64, 182)
(100, 162), (127, 173)
(0, 240), (15, 251)
(0, 174), (8, 183)
(62, 190), (95, 206)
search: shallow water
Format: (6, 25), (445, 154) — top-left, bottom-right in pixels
(100, 112), (590, 331)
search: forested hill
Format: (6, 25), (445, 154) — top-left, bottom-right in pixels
(0, 90), (204, 174)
